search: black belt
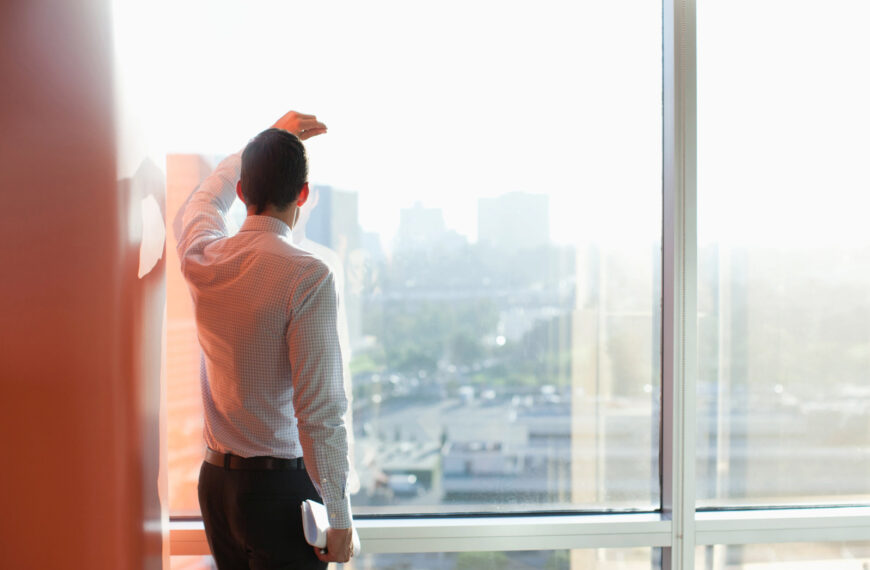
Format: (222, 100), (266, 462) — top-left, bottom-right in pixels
(205, 448), (305, 471)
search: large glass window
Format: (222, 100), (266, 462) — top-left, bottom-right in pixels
(163, 0), (662, 516)
(129, 0), (870, 566)
(696, 0), (870, 506)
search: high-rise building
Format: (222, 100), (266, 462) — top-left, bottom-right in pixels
(307, 185), (361, 254)
(478, 192), (550, 250)
(395, 201), (447, 251)
(304, 185), (363, 350)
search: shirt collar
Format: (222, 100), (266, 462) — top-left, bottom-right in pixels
(238, 215), (292, 239)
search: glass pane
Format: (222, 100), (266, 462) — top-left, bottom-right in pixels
(349, 549), (653, 570)
(163, 0), (662, 515)
(697, 0), (870, 506)
(172, 549), (653, 570)
(695, 542), (870, 569)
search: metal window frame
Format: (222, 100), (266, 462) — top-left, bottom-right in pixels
(170, 514), (673, 556)
(661, 0), (697, 567)
(169, 1), (870, 567)
(170, 507), (870, 558)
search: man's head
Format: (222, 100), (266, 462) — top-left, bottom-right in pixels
(239, 128), (308, 215)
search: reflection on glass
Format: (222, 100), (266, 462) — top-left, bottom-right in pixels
(170, 556), (214, 570)
(163, 0), (662, 516)
(166, 155), (215, 516)
(171, 549), (653, 570)
(347, 548), (652, 570)
(697, 1), (870, 505)
(695, 542), (870, 569)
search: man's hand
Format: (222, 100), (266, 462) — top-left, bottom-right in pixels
(272, 111), (327, 140)
(314, 527), (353, 564)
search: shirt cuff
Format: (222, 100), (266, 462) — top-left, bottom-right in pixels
(325, 495), (353, 529)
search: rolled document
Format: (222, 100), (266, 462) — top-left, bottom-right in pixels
(300, 499), (361, 555)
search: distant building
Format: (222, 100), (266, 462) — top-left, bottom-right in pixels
(307, 185), (360, 254)
(305, 184), (363, 349)
(478, 192), (549, 250)
(361, 230), (385, 263)
(395, 202), (447, 251)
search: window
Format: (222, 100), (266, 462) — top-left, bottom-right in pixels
(696, 0), (870, 508)
(107, 0), (870, 567)
(163, 0), (663, 517)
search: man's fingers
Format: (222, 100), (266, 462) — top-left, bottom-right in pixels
(271, 111), (327, 139)
(316, 527), (354, 563)
(297, 127), (328, 141)
(313, 547), (352, 564)
(273, 111), (326, 140)
(275, 110), (316, 123)
(296, 117), (327, 131)
(295, 115), (328, 140)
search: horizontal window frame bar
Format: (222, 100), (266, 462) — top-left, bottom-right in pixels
(170, 507), (870, 556)
(695, 506), (870, 546)
(170, 513), (671, 556)
(356, 513), (671, 553)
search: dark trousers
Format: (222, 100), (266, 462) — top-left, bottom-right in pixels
(198, 461), (327, 570)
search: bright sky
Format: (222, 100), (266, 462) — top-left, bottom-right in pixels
(698, 0), (870, 247)
(112, 0), (661, 248)
(112, 0), (868, 249)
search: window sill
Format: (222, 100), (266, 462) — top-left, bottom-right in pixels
(171, 507), (870, 555)
(695, 506), (870, 545)
(170, 512), (670, 555)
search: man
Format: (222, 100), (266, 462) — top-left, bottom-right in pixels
(177, 111), (354, 568)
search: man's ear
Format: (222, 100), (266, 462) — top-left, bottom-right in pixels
(236, 180), (245, 203)
(297, 183), (310, 207)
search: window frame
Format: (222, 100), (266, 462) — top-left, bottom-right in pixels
(167, 1), (870, 566)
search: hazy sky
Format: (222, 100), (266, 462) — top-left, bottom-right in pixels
(112, 0), (868, 249)
(112, 0), (661, 248)
(697, 0), (870, 248)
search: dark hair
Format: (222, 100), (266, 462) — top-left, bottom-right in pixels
(240, 128), (308, 214)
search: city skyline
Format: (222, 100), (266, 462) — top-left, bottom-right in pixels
(168, 152), (870, 516)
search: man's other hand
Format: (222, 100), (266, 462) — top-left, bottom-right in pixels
(272, 111), (327, 140)
(314, 527), (354, 564)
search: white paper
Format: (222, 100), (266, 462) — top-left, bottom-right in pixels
(300, 500), (361, 555)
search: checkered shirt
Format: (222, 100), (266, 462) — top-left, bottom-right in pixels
(177, 152), (352, 528)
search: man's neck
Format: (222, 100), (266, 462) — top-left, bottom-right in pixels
(246, 205), (298, 230)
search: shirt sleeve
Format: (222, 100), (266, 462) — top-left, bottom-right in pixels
(176, 152), (242, 273)
(287, 263), (352, 528)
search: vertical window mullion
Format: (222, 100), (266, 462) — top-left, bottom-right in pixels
(662, 0), (698, 568)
